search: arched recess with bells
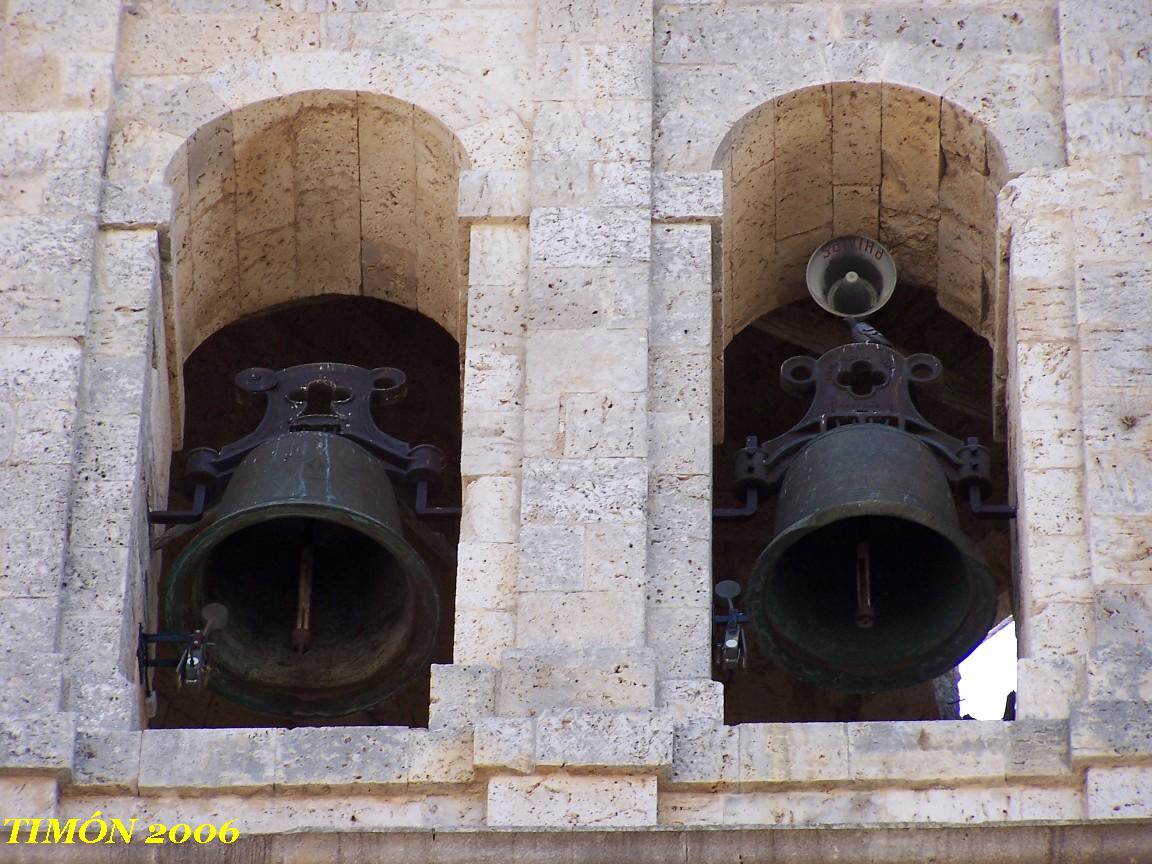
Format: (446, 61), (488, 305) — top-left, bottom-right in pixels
(710, 82), (1061, 724)
(148, 90), (470, 729)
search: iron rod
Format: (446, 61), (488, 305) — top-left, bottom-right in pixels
(855, 541), (875, 629)
(293, 541), (314, 654)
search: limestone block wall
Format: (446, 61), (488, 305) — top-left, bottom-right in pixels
(1, 0), (1151, 845)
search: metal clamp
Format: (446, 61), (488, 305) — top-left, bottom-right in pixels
(713, 581), (749, 671)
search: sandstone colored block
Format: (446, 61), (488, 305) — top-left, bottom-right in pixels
(848, 721), (1006, 783)
(0, 714), (74, 778)
(1007, 721), (1070, 780)
(658, 679), (724, 728)
(139, 729), (274, 794)
(517, 590), (647, 651)
(474, 717), (535, 774)
(653, 172), (723, 222)
(275, 728), (410, 791)
(1088, 644), (1152, 703)
(428, 664), (497, 731)
(458, 169), (530, 220)
(534, 710), (673, 774)
(1071, 701), (1152, 763)
(525, 328), (648, 395)
(409, 729), (474, 786)
(740, 723), (850, 785)
(496, 650), (656, 715)
(521, 457), (647, 524)
(562, 392), (646, 458)
(0, 655), (64, 717)
(1086, 765), (1152, 819)
(460, 476), (521, 544)
(454, 543), (517, 612)
(70, 731), (140, 792)
(487, 773), (657, 827)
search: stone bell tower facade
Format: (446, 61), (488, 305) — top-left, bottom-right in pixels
(2, 0), (1151, 859)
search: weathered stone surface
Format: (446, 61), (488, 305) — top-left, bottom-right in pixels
(534, 709), (673, 774)
(0, 714), (74, 778)
(487, 773), (658, 827)
(70, 730), (140, 792)
(848, 721), (1006, 783)
(139, 729), (274, 793)
(474, 717), (535, 774)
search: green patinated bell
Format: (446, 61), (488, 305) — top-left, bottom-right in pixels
(164, 431), (439, 718)
(747, 423), (997, 693)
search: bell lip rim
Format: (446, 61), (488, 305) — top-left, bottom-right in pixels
(745, 503), (998, 693)
(163, 500), (440, 719)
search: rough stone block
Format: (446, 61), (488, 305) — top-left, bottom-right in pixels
(1088, 643), (1152, 702)
(409, 729), (474, 786)
(1016, 656), (1082, 720)
(474, 717), (535, 774)
(428, 664), (497, 731)
(534, 709), (672, 774)
(275, 727), (409, 792)
(525, 328), (647, 395)
(521, 457), (647, 523)
(139, 729), (274, 793)
(848, 721), (1006, 783)
(454, 543), (517, 612)
(496, 650), (656, 715)
(530, 206), (649, 268)
(562, 392), (646, 458)
(517, 589), (647, 652)
(453, 608), (516, 667)
(1095, 585), (1152, 645)
(459, 476), (520, 544)
(645, 606), (711, 678)
(0, 655), (64, 716)
(0, 776), (57, 818)
(458, 169), (530, 220)
(649, 411), (710, 476)
(669, 723), (738, 787)
(658, 678), (724, 728)
(740, 723), (850, 785)
(487, 773), (657, 827)
(1071, 700), (1152, 763)
(569, 521), (642, 593)
(1086, 765), (1152, 819)
(527, 264), (647, 330)
(653, 172), (723, 222)
(70, 731), (140, 792)
(518, 523), (583, 592)
(1007, 721), (1070, 779)
(0, 714), (73, 778)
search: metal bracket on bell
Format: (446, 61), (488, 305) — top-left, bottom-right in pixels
(148, 363), (461, 526)
(713, 580), (749, 671)
(137, 604), (228, 699)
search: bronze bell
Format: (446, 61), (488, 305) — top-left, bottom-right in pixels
(715, 239), (1014, 693)
(163, 431), (439, 717)
(148, 364), (455, 719)
(745, 423), (997, 693)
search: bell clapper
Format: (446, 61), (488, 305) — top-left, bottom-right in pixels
(855, 540), (875, 629)
(292, 538), (314, 654)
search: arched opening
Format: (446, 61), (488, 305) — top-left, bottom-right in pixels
(712, 83), (1013, 723)
(145, 91), (468, 729)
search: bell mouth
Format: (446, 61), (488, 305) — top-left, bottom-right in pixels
(752, 511), (994, 692)
(163, 432), (440, 718)
(202, 514), (410, 686)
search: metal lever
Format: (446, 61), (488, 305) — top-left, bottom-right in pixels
(713, 580), (749, 671)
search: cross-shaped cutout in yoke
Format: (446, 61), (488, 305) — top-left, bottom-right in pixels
(836, 360), (888, 397)
(289, 379), (353, 416)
